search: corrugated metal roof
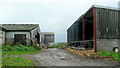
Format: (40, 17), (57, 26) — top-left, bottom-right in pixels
(93, 5), (119, 11)
(67, 5), (119, 31)
(1, 24), (39, 31)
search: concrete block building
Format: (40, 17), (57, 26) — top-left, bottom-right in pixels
(41, 32), (55, 47)
(0, 26), (5, 45)
(0, 24), (41, 45)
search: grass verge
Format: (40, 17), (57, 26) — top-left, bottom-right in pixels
(2, 44), (41, 67)
(0, 53), (1, 68)
(65, 48), (120, 61)
(97, 51), (120, 61)
(47, 43), (66, 48)
(3, 50), (40, 55)
(2, 45), (41, 55)
(2, 57), (34, 66)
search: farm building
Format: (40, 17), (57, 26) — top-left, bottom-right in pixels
(0, 26), (6, 45)
(67, 5), (120, 52)
(0, 24), (41, 45)
(41, 32), (55, 47)
(119, 1), (120, 53)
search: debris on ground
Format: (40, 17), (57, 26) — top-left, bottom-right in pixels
(64, 48), (118, 61)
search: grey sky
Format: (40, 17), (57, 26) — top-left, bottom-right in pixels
(0, 0), (119, 43)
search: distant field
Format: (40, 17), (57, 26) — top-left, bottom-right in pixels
(47, 43), (67, 48)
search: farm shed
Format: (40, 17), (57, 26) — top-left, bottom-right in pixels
(0, 24), (41, 45)
(0, 27), (6, 45)
(67, 5), (120, 52)
(119, 1), (120, 53)
(41, 32), (55, 47)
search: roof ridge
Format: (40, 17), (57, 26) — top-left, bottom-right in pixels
(2, 24), (39, 31)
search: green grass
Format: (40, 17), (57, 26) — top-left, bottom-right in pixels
(0, 45), (2, 68)
(3, 50), (40, 55)
(97, 51), (120, 61)
(2, 45), (41, 55)
(47, 43), (66, 48)
(2, 44), (41, 67)
(0, 51), (1, 66)
(2, 57), (34, 66)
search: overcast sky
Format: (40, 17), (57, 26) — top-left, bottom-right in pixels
(0, 0), (119, 43)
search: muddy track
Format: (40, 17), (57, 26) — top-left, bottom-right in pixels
(24, 48), (119, 66)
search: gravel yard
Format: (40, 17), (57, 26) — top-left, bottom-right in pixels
(24, 48), (119, 66)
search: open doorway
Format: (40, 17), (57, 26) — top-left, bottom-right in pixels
(84, 9), (94, 49)
(14, 34), (26, 45)
(85, 19), (93, 40)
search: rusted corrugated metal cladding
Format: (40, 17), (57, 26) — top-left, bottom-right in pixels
(67, 21), (82, 43)
(96, 8), (119, 39)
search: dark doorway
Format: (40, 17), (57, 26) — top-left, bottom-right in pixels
(35, 32), (40, 44)
(85, 20), (93, 40)
(14, 34), (26, 45)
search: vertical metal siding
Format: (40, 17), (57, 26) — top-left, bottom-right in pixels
(118, 10), (120, 39)
(96, 8), (119, 39)
(67, 21), (83, 44)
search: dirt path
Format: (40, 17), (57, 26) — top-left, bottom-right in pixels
(24, 48), (119, 66)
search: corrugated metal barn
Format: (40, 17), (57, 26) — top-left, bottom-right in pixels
(118, 1), (120, 53)
(67, 5), (120, 52)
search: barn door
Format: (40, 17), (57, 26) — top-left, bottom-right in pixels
(14, 34), (26, 45)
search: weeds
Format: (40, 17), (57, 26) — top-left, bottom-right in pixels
(97, 51), (120, 61)
(2, 57), (34, 66)
(47, 43), (66, 48)
(2, 44), (40, 55)
(2, 44), (41, 66)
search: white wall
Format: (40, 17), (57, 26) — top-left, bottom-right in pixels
(6, 31), (30, 45)
(6, 32), (30, 38)
(31, 26), (41, 43)
(0, 31), (5, 45)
